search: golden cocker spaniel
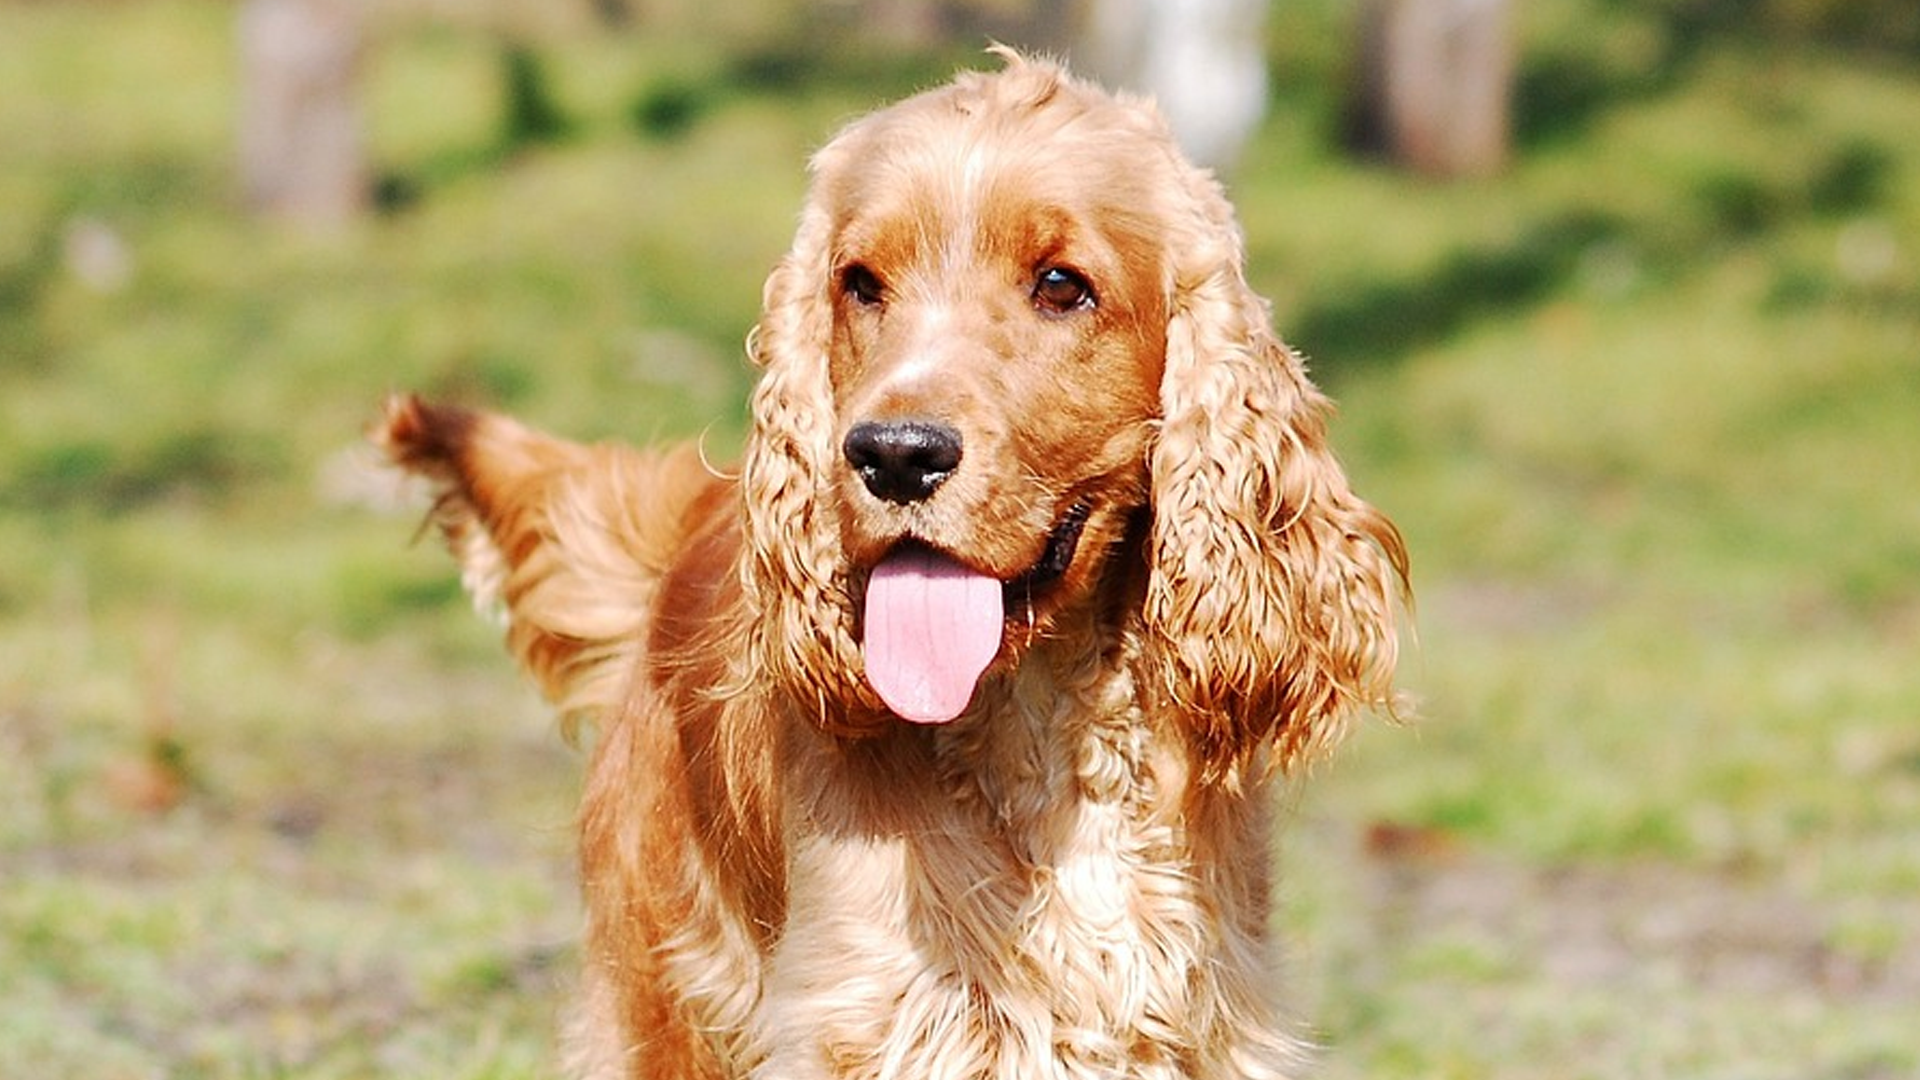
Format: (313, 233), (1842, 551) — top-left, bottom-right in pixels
(379, 49), (1408, 1080)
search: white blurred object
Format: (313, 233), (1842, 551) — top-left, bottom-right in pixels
(1076, 0), (1270, 173)
(63, 217), (133, 292)
(1836, 218), (1900, 288)
(237, 0), (368, 224)
(1351, 0), (1513, 178)
(316, 442), (424, 515)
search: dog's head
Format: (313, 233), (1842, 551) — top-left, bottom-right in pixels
(741, 51), (1406, 775)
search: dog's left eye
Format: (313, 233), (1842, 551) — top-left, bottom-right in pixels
(1032, 267), (1094, 314)
(841, 264), (887, 307)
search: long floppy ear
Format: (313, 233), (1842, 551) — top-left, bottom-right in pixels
(376, 394), (702, 739)
(1146, 176), (1410, 782)
(736, 170), (881, 728)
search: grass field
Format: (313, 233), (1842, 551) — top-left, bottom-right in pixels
(3, 1), (1917, 1077)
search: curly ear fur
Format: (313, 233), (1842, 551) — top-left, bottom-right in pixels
(1146, 174), (1410, 782)
(738, 193), (883, 730)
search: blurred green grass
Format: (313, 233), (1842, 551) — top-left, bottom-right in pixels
(2, 1), (1917, 1077)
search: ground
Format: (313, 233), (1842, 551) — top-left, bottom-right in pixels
(2, 1), (1917, 1077)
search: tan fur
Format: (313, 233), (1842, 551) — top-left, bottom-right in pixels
(378, 50), (1408, 1080)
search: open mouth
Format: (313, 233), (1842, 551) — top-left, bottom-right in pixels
(858, 499), (1095, 725)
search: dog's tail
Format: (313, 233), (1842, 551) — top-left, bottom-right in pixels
(375, 394), (715, 739)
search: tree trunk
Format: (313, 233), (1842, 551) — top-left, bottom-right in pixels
(1351, 0), (1513, 178)
(237, 0), (368, 225)
(1073, 0), (1270, 173)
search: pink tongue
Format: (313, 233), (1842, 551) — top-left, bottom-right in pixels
(861, 548), (1004, 724)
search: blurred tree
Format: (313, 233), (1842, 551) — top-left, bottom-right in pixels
(826, 0), (1072, 52)
(237, 0), (368, 225)
(862, 0), (948, 47)
(1348, 0), (1514, 178)
(1072, 0), (1270, 172)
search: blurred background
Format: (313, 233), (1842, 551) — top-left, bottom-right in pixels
(2, 0), (1917, 1076)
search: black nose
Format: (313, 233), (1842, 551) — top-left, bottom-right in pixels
(843, 420), (963, 504)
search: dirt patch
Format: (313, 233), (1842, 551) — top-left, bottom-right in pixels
(1354, 829), (1920, 1006)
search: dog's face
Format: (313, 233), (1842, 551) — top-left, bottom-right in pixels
(805, 78), (1179, 722)
(745, 57), (1405, 752)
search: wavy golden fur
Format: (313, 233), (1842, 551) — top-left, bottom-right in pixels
(378, 50), (1408, 1080)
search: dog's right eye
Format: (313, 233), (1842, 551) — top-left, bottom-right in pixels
(1032, 266), (1095, 315)
(841, 265), (886, 307)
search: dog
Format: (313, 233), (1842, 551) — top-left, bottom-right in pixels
(378, 48), (1408, 1080)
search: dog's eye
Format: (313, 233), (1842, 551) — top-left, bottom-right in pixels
(841, 264), (886, 307)
(1032, 267), (1094, 314)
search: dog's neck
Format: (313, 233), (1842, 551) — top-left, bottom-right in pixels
(746, 519), (1295, 1076)
(758, 624), (1291, 1077)
(938, 622), (1171, 833)
(926, 510), (1187, 862)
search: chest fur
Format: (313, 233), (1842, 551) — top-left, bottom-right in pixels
(741, 660), (1295, 1080)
